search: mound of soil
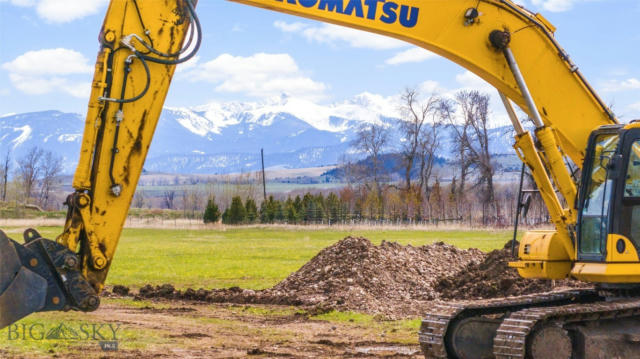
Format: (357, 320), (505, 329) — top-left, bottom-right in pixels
(436, 241), (587, 300)
(264, 237), (484, 315)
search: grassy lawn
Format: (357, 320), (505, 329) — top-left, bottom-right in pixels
(0, 226), (513, 358)
(6, 226), (511, 290)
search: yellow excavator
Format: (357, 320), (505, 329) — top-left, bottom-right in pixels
(1, 0), (638, 357)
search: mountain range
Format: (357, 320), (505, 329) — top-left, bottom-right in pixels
(0, 93), (517, 175)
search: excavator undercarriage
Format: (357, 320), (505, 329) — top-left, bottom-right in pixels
(420, 289), (640, 358)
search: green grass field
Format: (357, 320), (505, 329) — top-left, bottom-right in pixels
(10, 226), (512, 290)
(0, 226), (513, 358)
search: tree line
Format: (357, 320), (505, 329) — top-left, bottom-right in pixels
(182, 88), (549, 226)
(0, 147), (63, 211)
(344, 88), (506, 225)
(204, 192), (350, 225)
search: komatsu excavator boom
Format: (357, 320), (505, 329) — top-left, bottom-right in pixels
(2, 0), (640, 357)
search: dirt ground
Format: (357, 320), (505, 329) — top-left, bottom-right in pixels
(5, 298), (423, 359)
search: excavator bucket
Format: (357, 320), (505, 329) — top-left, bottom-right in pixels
(0, 229), (99, 329)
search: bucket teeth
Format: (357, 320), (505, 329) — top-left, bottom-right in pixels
(0, 230), (49, 328)
(0, 229), (98, 329)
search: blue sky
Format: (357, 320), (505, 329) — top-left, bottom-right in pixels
(0, 0), (639, 122)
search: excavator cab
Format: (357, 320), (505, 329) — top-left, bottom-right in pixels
(574, 124), (640, 279)
(514, 124), (640, 283)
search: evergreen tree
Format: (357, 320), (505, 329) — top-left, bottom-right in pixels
(259, 200), (269, 223)
(266, 195), (277, 223)
(223, 196), (247, 224)
(274, 199), (285, 222)
(285, 197), (297, 223)
(245, 198), (258, 223)
(293, 195), (303, 218)
(302, 193), (314, 223)
(326, 192), (341, 223)
(314, 193), (326, 222)
(430, 178), (443, 221)
(203, 196), (221, 224)
(449, 176), (458, 218)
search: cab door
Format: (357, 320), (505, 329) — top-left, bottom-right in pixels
(577, 129), (620, 261)
(611, 128), (640, 255)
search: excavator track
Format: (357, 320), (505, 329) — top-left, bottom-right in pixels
(418, 289), (623, 358)
(494, 297), (640, 358)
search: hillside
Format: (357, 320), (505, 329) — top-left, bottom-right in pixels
(0, 94), (517, 175)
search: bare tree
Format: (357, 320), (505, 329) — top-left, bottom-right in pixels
(38, 151), (62, 209)
(399, 88), (438, 191)
(418, 102), (445, 219)
(163, 190), (176, 209)
(133, 190), (146, 208)
(440, 98), (472, 216)
(189, 187), (203, 218)
(351, 123), (390, 193)
(449, 90), (497, 222)
(1, 149), (10, 202)
(17, 147), (44, 203)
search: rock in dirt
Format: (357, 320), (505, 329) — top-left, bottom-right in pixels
(436, 241), (588, 300)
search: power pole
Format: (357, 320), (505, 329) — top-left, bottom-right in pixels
(261, 148), (267, 202)
(1, 149), (9, 202)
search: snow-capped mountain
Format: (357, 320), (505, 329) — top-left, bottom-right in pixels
(0, 94), (516, 174)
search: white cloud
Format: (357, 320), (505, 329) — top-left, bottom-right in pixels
(629, 102), (640, 112)
(418, 80), (444, 95)
(274, 21), (406, 50)
(188, 53), (327, 101)
(455, 71), (494, 92)
(0, 0), (107, 23)
(530, 0), (597, 12)
(1, 0), (35, 6)
(175, 55), (200, 74)
(2, 48), (92, 98)
(601, 78), (640, 92)
(385, 47), (436, 65)
(3, 48), (92, 75)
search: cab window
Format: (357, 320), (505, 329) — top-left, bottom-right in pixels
(579, 134), (619, 255)
(620, 140), (640, 247)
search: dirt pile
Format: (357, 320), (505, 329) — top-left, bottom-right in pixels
(264, 237), (484, 314)
(436, 241), (587, 300)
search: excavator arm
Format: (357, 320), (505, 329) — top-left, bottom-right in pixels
(0, 0), (198, 327)
(0, 0), (617, 335)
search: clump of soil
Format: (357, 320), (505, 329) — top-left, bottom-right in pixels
(112, 284), (130, 296)
(436, 241), (586, 300)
